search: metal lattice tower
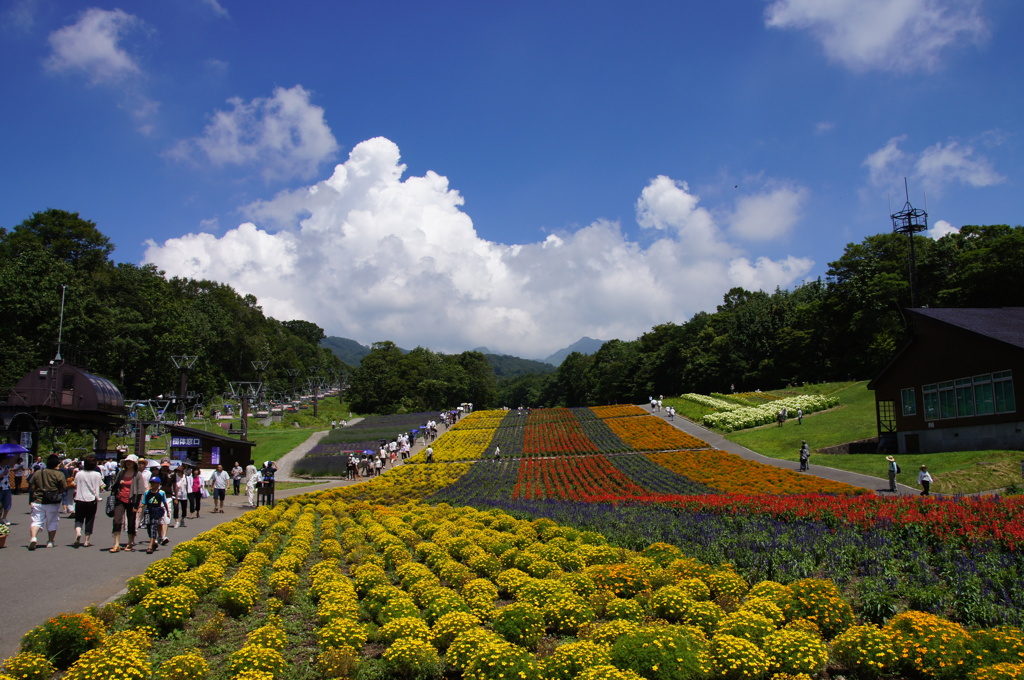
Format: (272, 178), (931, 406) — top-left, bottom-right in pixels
(890, 180), (928, 308)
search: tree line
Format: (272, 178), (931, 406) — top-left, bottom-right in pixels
(4, 209), (1022, 414)
(0, 210), (345, 404)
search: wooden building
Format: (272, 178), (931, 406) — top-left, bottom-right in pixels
(868, 308), (1024, 453)
(164, 424), (256, 470)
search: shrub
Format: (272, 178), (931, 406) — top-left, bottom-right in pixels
(317, 618), (368, 651)
(219, 578), (258, 616)
(643, 542), (684, 567)
(464, 639), (540, 680)
(885, 610), (972, 679)
(605, 597), (645, 623)
(317, 646), (360, 679)
(19, 612), (106, 670)
(778, 578), (853, 639)
(124, 575), (158, 605)
(609, 626), (711, 680)
(544, 595), (596, 635)
(2, 651), (55, 680)
(446, 628), (504, 672)
(158, 652), (210, 680)
(269, 570), (299, 601)
(704, 568), (749, 603)
(577, 666), (646, 680)
(430, 611), (481, 650)
(971, 627), (1024, 667)
(247, 623), (288, 650)
(380, 617), (432, 644)
(737, 597), (785, 627)
(676, 578), (711, 601)
(587, 563), (652, 598)
(379, 598), (421, 625)
(581, 619), (640, 646)
(763, 629), (828, 676)
(678, 600), (725, 634)
(228, 644), (286, 679)
(381, 637), (442, 680)
(196, 611), (227, 644)
(829, 624), (898, 678)
(541, 640), (612, 680)
(650, 586), (694, 623)
(709, 633), (770, 680)
(971, 663), (1024, 680)
(745, 581), (790, 604)
(715, 611), (777, 646)
(141, 585), (199, 631)
(492, 602), (547, 649)
(63, 646), (150, 680)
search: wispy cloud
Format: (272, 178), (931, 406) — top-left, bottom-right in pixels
(765, 0), (987, 72)
(168, 85), (339, 182)
(146, 137), (813, 357)
(864, 134), (1004, 195)
(45, 8), (144, 84)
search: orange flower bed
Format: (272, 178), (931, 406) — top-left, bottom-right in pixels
(588, 404), (648, 418)
(605, 415), (709, 451)
(647, 450), (868, 495)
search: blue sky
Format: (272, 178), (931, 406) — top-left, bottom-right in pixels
(2, 1), (1020, 358)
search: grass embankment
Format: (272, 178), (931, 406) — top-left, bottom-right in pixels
(720, 381), (1024, 494)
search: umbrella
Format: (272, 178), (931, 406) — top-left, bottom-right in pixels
(0, 443), (29, 456)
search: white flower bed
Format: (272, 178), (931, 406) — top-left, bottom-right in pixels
(701, 394), (839, 432)
(680, 393), (741, 411)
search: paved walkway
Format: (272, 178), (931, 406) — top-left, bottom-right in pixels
(640, 404), (917, 495)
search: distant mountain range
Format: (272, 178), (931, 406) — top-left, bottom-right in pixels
(321, 335), (606, 372)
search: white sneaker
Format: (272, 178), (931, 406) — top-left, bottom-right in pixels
(46, 542), (55, 549)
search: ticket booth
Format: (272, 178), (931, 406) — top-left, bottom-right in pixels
(165, 424), (256, 471)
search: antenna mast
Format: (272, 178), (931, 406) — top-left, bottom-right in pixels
(55, 284), (67, 361)
(890, 179), (928, 308)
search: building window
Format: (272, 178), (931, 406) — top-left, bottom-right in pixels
(994, 370), (1015, 414)
(938, 381), (956, 419)
(955, 378), (974, 417)
(901, 387), (916, 416)
(923, 383), (939, 420)
(975, 374), (994, 415)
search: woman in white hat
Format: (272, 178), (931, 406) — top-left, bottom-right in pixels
(108, 454), (146, 552)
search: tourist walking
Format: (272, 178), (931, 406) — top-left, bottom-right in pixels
(12, 457), (26, 495)
(72, 455), (103, 548)
(108, 454), (145, 552)
(798, 441), (810, 471)
(244, 459), (258, 507)
(209, 464), (229, 513)
(141, 476), (171, 554)
(886, 455), (900, 493)
(172, 466), (189, 528)
(231, 462), (243, 495)
(27, 454), (66, 550)
(187, 467), (204, 518)
(918, 465), (933, 496)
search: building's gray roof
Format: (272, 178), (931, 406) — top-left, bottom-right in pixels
(910, 307), (1024, 350)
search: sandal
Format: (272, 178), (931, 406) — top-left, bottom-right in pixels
(109, 546), (120, 553)
(124, 544), (135, 552)
(146, 548), (154, 554)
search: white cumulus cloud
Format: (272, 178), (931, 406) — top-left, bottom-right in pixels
(45, 8), (144, 84)
(728, 184), (809, 241)
(169, 85), (339, 182)
(928, 219), (960, 239)
(145, 137), (813, 358)
(863, 135), (1004, 195)
(765, 0), (987, 72)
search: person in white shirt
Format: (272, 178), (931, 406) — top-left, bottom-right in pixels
(72, 454), (104, 547)
(918, 465), (933, 496)
(210, 464), (230, 513)
(244, 459), (259, 507)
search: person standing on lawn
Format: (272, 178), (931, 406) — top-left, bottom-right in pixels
(27, 454), (66, 550)
(209, 464), (229, 513)
(918, 465), (933, 496)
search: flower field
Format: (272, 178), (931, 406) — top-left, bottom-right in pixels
(7, 400), (1024, 680)
(411, 407), (713, 463)
(8, 492), (1024, 680)
(695, 394), (840, 432)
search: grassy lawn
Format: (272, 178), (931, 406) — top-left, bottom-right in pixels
(722, 380), (1024, 494)
(246, 428), (321, 466)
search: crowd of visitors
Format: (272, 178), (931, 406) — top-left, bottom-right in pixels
(1, 448), (279, 553)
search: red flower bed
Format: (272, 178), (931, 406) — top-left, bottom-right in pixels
(523, 409), (598, 455)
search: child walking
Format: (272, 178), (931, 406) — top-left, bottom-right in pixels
(142, 477), (171, 554)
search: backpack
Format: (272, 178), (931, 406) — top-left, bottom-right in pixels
(896, 463), (901, 474)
